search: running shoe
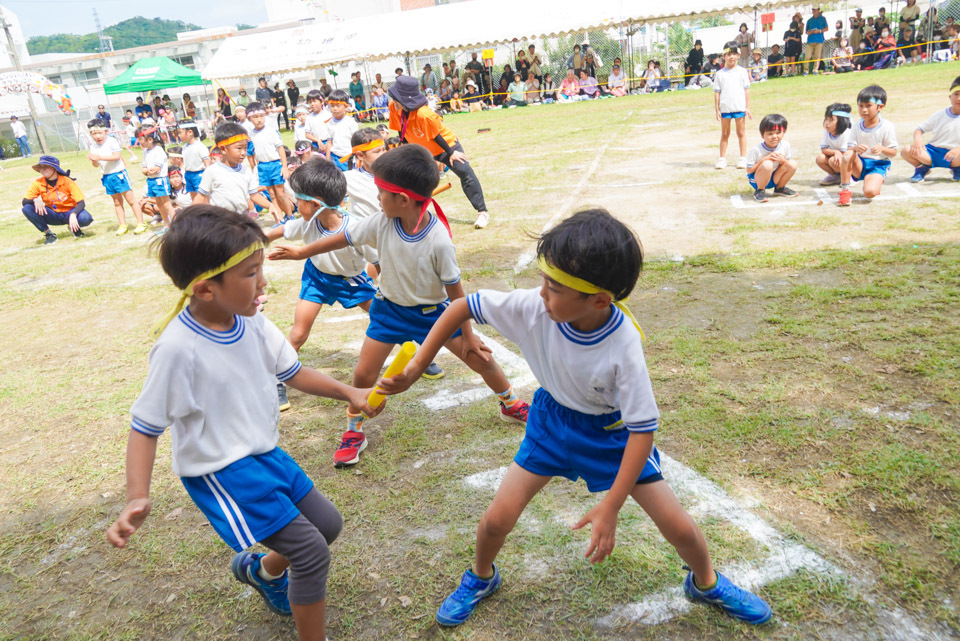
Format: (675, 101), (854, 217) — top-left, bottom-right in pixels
(715, 157), (727, 170)
(436, 565), (501, 626)
(115, 224), (129, 236)
(837, 188), (852, 207)
(474, 211), (490, 229)
(277, 383), (290, 412)
(132, 222), (148, 235)
(736, 157), (748, 169)
(683, 570), (772, 625)
(44, 232), (57, 245)
(819, 173), (840, 186)
(910, 165), (931, 183)
(231, 551), (292, 616)
(753, 189), (768, 203)
(500, 400), (529, 425)
(421, 362), (445, 380)
(773, 186), (798, 198)
(334, 429), (367, 467)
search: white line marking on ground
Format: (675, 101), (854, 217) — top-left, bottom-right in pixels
(730, 194), (744, 208)
(321, 313), (367, 324)
(897, 182), (922, 196)
(814, 188), (834, 203)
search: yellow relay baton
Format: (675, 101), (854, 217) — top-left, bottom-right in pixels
(364, 341), (417, 414)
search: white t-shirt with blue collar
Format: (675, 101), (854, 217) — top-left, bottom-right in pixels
(198, 161), (260, 214)
(283, 212), (378, 277)
(918, 107), (960, 150)
(852, 118), (898, 160)
(746, 139), (792, 172)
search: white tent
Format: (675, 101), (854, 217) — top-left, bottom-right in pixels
(203, 0), (812, 80)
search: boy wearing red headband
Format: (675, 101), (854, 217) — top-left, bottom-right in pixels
(377, 209), (773, 629)
(270, 145), (529, 468)
(321, 89), (358, 171)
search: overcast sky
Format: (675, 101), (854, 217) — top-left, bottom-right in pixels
(4, 0), (269, 38)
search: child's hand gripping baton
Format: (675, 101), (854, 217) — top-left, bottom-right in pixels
(364, 341), (417, 416)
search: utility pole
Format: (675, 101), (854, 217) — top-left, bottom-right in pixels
(1, 8), (49, 154)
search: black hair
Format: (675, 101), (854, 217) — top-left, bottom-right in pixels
(329, 89), (350, 103)
(86, 118), (108, 130)
(385, 136), (401, 149)
(536, 209), (642, 302)
(759, 113), (788, 134)
(824, 102), (852, 134)
(351, 127), (381, 147)
(134, 124), (164, 148)
(295, 140), (312, 152)
(214, 122), (248, 145)
(950, 75), (960, 92)
(395, 67), (403, 74)
(167, 145), (183, 156)
(289, 158), (347, 206)
(371, 144), (438, 200)
(857, 84), (887, 106)
(306, 89), (324, 102)
(156, 205), (266, 290)
(739, 22), (748, 31)
(245, 101), (265, 113)
(723, 40), (739, 53)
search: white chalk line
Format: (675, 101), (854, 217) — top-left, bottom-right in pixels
(729, 184), (960, 210)
(320, 313), (367, 324)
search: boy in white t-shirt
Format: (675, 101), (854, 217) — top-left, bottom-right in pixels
(136, 125), (175, 228)
(744, 114), (798, 203)
(246, 101), (293, 224)
(195, 123), (280, 221)
(106, 205), (383, 641)
(293, 105), (310, 145)
(177, 120), (211, 198)
(839, 85), (898, 206)
(269, 145), (529, 468)
(816, 103), (854, 186)
(305, 90), (330, 152)
(901, 75), (960, 183)
(713, 43), (752, 170)
(321, 90), (359, 171)
(377, 209), (773, 629)
(87, 118), (145, 235)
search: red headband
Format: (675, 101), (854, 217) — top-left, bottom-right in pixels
(374, 176), (451, 238)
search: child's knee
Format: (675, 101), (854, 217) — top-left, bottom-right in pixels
(288, 326), (311, 350)
(657, 512), (700, 549)
(786, 159), (798, 171)
(758, 159), (775, 172)
(479, 506), (517, 539)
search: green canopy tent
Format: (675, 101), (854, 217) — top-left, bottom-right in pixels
(103, 56), (209, 94)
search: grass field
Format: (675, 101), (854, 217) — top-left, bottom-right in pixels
(1, 62), (959, 640)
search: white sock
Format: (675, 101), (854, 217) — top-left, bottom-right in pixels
(258, 560), (284, 582)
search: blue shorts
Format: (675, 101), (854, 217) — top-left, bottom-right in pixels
(181, 447), (314, 552)
(366, 295), (463, 345)
(330, 153), (349, 171)
(722, 112), (746, 119)
(300, 260), (376, 308)
(146, 176), (170, 197)
(184, 169), (204, 193)
(854, 156), (891, 182)
(101, 170), (132, 195)
(129, 137), (137, 146)
(926, 144), (954, 169)
(246, 140), (255, 156)
(747, 173), (777, 190)
(515, 388), (663, 492)
(257, 159), (285, 186)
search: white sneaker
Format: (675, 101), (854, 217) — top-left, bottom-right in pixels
(715, 157), (727, 170)
(474, 211), (490, 229)
(736, 157), (748, 169)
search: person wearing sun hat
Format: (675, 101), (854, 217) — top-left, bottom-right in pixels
(387, 75), (491, 229)
(21, 155), (93, 245)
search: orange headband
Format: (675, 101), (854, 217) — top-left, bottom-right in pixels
(374, 175), (451, 238)
(327, 100), (348, 106)
(343, 138), (385, 165)
(218, 134), (249, 147)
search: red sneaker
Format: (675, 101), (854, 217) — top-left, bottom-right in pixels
(334, 430), (367, 467)
(838, 189), (852, 207)
(499, 400), (529, 425)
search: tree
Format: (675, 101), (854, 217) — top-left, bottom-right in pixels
(27, 17), (201, 55)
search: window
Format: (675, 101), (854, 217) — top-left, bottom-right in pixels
(173, 55), (195, 69)
(78, 69), (99, 87)
(47, 75), (62, 84)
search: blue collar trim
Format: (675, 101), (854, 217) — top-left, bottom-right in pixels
(394, 215), (435, 242)
(178, 308), (245, 344)
(557, 307), (624, 345)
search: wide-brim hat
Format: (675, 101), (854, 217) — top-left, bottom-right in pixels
(32, 155), (69, 177)
(388, 76), (428, 111)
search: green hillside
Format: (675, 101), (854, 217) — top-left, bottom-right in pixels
(26, 17), (203, 55)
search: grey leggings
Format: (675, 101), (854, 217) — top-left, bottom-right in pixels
(261, 488), (342, 605)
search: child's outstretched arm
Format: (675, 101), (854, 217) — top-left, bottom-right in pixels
(106, 430), (158, 548)
(269, 230), (348, 261)
(250, 192), (282, 221)
(445, 281), (490, 362)
(286, 367), (384, 418)
(573, 431), (654, 564)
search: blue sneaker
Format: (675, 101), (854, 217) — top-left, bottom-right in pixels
(952, 167), (960, 182)
(683, 570), (772, 625)
(436, 565), (501, 626)
(910, 165), (931, 183)
(231, 551), (292, 616)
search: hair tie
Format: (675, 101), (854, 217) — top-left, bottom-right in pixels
(832, 110), (851, 117)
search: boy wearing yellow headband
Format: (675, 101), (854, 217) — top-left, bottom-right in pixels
(378, 209), (773, 628)
(901, 75), (960, 184)
(107, 205), (383, 641)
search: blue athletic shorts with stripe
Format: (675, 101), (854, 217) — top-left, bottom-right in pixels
(247, 140), (255, 156)
(926, 144), (954, 169)
(146, 176), (170, 197)
(184, 169), (204, 193)
(330, 153), (349, 171)
(854, 156), (891, 182)
(181, 447), (314, 552)
(366, 295), (462, 345)
(515, 388), (663, 492)
(722, 111), (746, 119)
(747, 173), (777, 190)
(101, 170), (132, 195)
(257, 159), (285, 186)
(300, 260), (376, 308)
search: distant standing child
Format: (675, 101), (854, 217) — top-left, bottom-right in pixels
(839, 85), (898, 206)
(137, 125), (175, 228)
(745, 114), (798, 203)
(901, 75), (960, 183)
(816, 103), (854, 186)
(269, 145), (530, 468)
(714, 43), (752, 170)
(87, 118), (145, 235)
(178, 120), (211, 199)
(246, 101), (293, 224)
(293, 105), (309, 145)
(322, 90), (359, 171)
(376, 209), (773, 629)
(123, 111), (139, 159)
(107, 205), (384, 641)
(304, 90), (330, 152)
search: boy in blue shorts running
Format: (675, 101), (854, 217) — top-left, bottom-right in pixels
(177, 119), (210, 199)
(269, 145), (529, 468)
(838, 85), (898, 206)
(379, 209), (773, 628)
(87, 118), (145, 235)
(901, 75), (960, 183)
(247, 101), (293, 224)
(107, 205), (383, 641)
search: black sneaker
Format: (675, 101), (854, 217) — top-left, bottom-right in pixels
(44, 232), (57, 245)
(277, 383), (290, 411)
(774, 186), (798, 198)
(421, 362), (445, 380)
(753, 189), (768, 203)
(72, 229), (85, 238)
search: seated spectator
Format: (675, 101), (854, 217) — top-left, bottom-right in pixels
(685, 40), (704, 86)
(494, 77), (509, 106)
(582, 51), (600, 78)
(767, 44), (784, 77)
(854, 39), (874, 70)
(607, 64), (627, 96)
(640, 60), (659, 93)
(450, 91), (467, 113)
(897, 27), (919, 64)
(654, 61), (670, 91)
(578, 69), (600, 99)
(871, 27), (897, 68)
(438, 79), (453, 108)
(559, 68), (581, 102)
(463, 80), (485, 112)
(749, 49), (768, 81)
(832, 37), (855, 72)
(541, 72), (557, 103)
(499, 64), (514, 89)
(372, 86), (389, 121)
(524, 71), (541, 103)
(507, 73), (527, 107)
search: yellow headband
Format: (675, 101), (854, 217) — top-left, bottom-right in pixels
(219, 134), (249, 147)
(151, 242), (264, 339)
(537, 256), (644, 340)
